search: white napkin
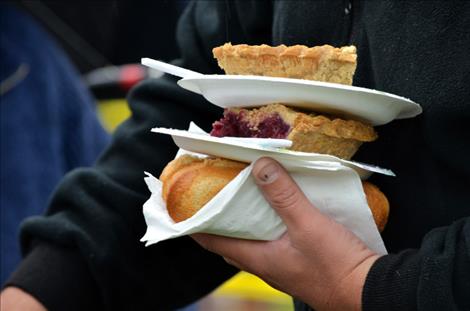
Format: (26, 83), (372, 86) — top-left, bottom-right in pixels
(141, 156), (387, 255)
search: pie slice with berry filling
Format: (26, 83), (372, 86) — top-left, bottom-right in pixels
(210, 104), (376, 160)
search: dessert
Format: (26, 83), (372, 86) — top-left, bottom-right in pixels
(160, 155), (389, 231)
(210, 103), (377, 159)
(211, 43), (376, 159)
(213, 43), (357, 85)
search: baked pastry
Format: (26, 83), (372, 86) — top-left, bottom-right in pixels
(210, 103), (377, 159)
(160, 155), (248, 223)
(213, 43), (357, 85)
(160, 155), (389, 231)
(362, 181), (390, 232)
(211, 43), (375, 159)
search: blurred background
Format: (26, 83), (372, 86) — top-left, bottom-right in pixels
(0, 1), (292, 310)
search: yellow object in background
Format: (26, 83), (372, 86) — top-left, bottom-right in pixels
(212, 271), (293, 308)
(96, 99), (293, 310)
(96, 99), (131, 132)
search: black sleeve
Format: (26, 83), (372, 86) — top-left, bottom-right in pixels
(5, 74), (239, 310)
(363, 217), (470, 311)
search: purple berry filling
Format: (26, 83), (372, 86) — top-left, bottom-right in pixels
(210, 110), (291, 138)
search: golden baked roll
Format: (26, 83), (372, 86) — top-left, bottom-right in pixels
(160, 155), (248, 223)
(160, 155), (389, 231)
(213, 43), (357, 85)
(362, 181), (390, 232)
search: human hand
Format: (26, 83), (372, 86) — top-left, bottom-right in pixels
(192, 157), (381, 310)
(0, 287), (47, 311)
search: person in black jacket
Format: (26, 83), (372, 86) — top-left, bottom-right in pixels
(2, 1), (470, 310)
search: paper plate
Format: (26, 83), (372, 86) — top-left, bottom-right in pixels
(152, 127), (394, 179)
(177, 75), (422, 126)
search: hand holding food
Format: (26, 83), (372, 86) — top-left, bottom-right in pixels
(192, 157), (381, 310)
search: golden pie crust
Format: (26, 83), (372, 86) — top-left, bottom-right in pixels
(225, 104), (377, 159)
(213, 43), (357, 85)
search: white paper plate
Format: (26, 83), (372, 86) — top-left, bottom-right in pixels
(152, 127), (394, 179)
(177, 75), (422, 126)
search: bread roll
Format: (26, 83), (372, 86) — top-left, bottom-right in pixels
(160, 155), (389, 231)
(362, 181), (389, 232)
(160, 155), (247, 222)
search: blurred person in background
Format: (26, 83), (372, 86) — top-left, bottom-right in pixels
(2, 1), (470, 311)
(1, 0), (188, 286)
(0, 3), (110, 284)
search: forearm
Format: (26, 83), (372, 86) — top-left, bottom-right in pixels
(10, 77), (234, 310)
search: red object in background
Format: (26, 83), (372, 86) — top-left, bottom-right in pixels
(119, 64), (145, 91)
(84, 64), (163, 99)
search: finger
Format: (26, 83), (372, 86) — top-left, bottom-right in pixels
(223, 256), (242, 269)
(252, 157), (327, 232)
(191, 233), (268, 273)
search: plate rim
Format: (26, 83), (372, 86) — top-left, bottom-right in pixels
(180, 74), (419, 105)
(152, 127), (395, 177)
(177, 75), (422, 124)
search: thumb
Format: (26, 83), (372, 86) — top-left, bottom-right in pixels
(252, 157), (325, 232)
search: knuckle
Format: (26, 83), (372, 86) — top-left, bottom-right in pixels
(269, 185), (302, 209)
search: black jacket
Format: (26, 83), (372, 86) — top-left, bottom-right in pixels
(7, 1), (470, 310)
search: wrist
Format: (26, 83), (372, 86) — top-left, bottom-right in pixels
(328, 254), (381, 311)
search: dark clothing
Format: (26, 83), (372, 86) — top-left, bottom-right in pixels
(6, 1), (470, 310)
(19, 0), (185, 73)
(0, 4), (109, 285)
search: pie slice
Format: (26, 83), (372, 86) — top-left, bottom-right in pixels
(210, 104), (377, 160)
(213, 43), (357, 85)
